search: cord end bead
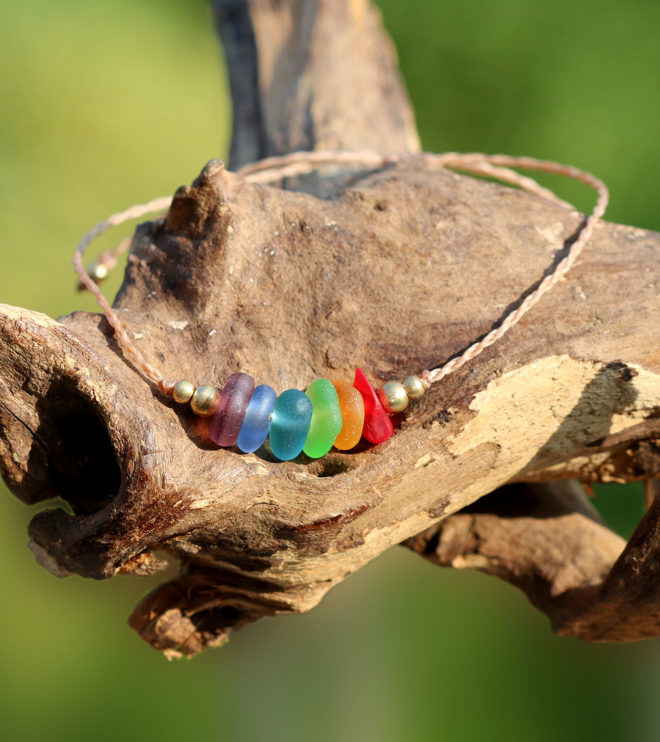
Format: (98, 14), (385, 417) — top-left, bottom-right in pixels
(77, 261), (109, 291)
(403, 375), (426, 400)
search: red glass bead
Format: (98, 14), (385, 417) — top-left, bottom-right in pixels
(353, 368), (393, 444)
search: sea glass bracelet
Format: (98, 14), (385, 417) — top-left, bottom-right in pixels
(73, 150), (609, 463)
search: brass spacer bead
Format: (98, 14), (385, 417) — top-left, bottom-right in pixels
(172, 380), (195, 404)
(87, 261), (109, 282)
(378, 381), (409, 413)
(77, 261), (109, 291)
(403, 375), (425, 400)
(190, 385), (220, 417)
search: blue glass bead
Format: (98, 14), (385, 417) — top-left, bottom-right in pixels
(269, 389), (313, 461)
(237, 384), (277, 453)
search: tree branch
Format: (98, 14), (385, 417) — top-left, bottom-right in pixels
(212, 0), (420, 169)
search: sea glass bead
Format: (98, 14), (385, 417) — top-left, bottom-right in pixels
(209, 372), (255, 447)
(353, 368), (393, 444)
(332, 380), (365, 450)
(303, 378), (342, 458)
(237, 384), (277, 453)
(269, 389), (313, 461)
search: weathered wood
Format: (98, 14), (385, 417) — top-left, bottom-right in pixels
(1, 0), (659, 656)
(405, 481), (626, 637)
(212, 0), (420, 170)
(407, 479), (660, 642)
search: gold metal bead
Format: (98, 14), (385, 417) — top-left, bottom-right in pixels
(403, 375), (425, 400)
(172, 380), (195, 404)
(77, 261), (109, 291)
(87, 261), (109, 282)
(190, 385), (220, 416)
(378, 381), (409, 413)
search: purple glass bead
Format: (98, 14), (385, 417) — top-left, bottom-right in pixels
(209, 372), (255, 447)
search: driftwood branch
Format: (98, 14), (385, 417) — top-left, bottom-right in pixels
(1, 0), (659, 656)
(212, 0), (420, 169)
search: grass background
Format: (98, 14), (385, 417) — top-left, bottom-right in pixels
(0, 1), (658, 740)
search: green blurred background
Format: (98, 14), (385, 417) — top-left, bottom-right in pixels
(0, 1), (657, 740)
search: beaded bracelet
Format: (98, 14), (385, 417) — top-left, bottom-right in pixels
(73, 150), (609, 460)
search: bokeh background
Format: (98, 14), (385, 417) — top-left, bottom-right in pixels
(0, 1), (658, 740)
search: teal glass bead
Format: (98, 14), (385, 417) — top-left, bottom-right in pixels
(303, 378), (342, 458)
(237, 384), (276, 453)
(269, 389), (313, 461)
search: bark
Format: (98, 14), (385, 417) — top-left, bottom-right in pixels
(0, 0), (659, 656)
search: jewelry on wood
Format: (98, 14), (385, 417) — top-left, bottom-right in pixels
(72, 150), (609, 460)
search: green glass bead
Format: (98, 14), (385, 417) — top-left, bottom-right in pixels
(303, 378), (342, 458)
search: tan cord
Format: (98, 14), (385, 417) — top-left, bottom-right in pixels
(73, 195), (172, 386)
(420, 153), (608, 384)
(72, 151), (608, 391)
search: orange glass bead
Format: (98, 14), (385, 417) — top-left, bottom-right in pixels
(332, 380), (365, 450)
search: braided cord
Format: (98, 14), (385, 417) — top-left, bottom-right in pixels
(72, 196), (172, 386)
(72, 151), (608, 390)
